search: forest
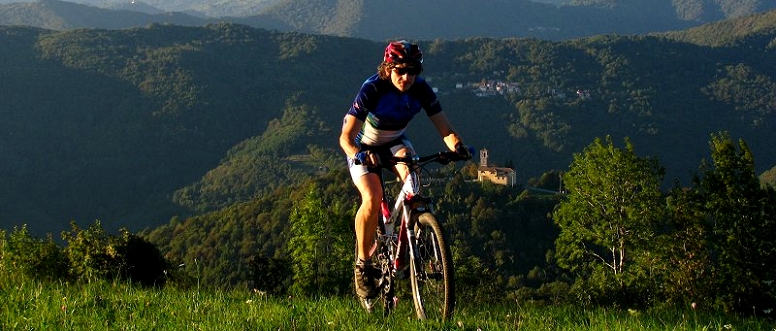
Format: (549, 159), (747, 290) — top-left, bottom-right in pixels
(2, 14), (776, 233)
(3, 131), (775, 316)
(1, 9), (776, 316)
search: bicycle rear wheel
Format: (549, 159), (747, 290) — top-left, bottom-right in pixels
(409, 212), (455, 320)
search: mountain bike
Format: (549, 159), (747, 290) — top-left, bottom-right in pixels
(356, 150), (467, 320)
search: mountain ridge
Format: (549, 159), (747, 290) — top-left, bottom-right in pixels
(1, 10), (775, 236)
(0, 0), (211, 29)
(2, 0), (776, 40)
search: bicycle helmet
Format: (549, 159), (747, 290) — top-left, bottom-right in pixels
(383, 40), (423, 64)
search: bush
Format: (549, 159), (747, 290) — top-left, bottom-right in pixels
(249, 254), (291, 295)
(0, 226), (70, 280)
(115, 229), (169, 287)
(61, 220), (169, 286)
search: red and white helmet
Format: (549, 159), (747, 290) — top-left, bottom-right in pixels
(383, 40), (423, 64)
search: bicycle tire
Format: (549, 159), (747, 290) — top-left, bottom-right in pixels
(409, 212), (455, 320)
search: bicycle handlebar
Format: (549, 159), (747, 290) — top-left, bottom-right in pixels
(353, 150), (470, 167)
(390, 151), (469, 165)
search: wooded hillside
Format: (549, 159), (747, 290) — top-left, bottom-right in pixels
(0, 11), (775, 236)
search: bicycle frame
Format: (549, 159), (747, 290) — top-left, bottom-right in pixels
(359, 150), (464, 319)
(376, 169), (431, 277)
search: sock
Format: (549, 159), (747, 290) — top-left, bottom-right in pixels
(356, 258), (372, 266)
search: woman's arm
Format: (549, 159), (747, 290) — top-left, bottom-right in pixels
(339, 114), (364, 158)
(428, 111), (463, 151)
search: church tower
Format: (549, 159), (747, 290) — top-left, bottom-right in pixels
(480, 149), (489, 167)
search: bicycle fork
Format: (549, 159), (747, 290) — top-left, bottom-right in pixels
(394, 197), (422, 278)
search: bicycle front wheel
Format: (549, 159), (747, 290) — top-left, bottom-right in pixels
(409, 212), (455, 320)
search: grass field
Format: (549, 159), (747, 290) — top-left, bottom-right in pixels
(1, 275), (774, 330)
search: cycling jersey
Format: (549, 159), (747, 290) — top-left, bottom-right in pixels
(347, 74), (442, 147)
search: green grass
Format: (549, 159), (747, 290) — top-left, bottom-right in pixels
(1, 275), (774, 330)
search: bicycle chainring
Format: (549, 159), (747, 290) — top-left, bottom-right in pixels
(376, 251), (395, 315)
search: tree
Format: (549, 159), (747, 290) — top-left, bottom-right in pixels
(61, 220), (114, 283)
(288, 184), (353, 296)
(553, 136), (665, 306)
(759, 165), (776, 188)
(696, 132), (776, 314)
(659, 183), (714, 307)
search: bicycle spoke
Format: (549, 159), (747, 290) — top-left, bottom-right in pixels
(409, 212), (454, 320)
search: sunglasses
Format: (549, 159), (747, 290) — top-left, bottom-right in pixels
(393, 67), (421, 76)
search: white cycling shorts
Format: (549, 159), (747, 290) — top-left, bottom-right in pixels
(348, 138), (414, 181)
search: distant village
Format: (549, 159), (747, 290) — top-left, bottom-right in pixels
(456, 80), (520, 97)
(452, 79), (592, 100)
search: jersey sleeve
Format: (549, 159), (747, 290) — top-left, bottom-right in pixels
(412, 78), (443, 117)
(346, 75), (381, 121)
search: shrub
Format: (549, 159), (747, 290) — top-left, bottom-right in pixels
(0, 226), (70, 280)
(60, 220), (169, 286)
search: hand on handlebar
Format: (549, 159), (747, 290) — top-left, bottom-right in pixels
(354, 150), (383, 167)
(454, 143), (473, 160)
(354, 150), (370, 166)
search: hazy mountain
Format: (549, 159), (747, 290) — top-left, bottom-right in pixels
(0, 0), (283, 17)
(2, 0), (767, 22)
(532, 0), (569, 4)
(101, 1), (164, 15)
(2, 0), (776, 40)
(0, 0), (210, 29)
(661, 8), (776, 46)
(251, 0), (776, 40)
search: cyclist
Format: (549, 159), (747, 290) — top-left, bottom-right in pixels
(339, 40), (471, 301)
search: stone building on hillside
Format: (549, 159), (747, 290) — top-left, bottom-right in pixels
(477, 149), (516, 186)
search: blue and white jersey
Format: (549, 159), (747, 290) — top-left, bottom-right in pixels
(347, 74), (442, 146)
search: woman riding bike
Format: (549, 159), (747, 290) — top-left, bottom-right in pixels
(338, 40), (471, 301)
